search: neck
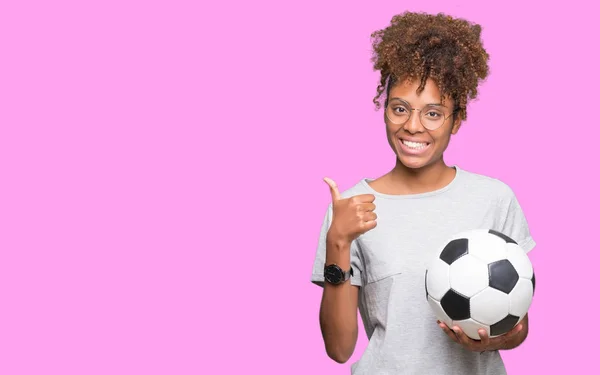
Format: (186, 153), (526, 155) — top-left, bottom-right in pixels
(388, 158), (455, 194)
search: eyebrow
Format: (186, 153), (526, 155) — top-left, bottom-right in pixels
(389, 97), (447, 107)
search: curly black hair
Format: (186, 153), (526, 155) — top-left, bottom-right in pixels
(371, 11), (490, 121)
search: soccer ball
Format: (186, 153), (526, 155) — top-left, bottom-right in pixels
(425, 229), (535, 340)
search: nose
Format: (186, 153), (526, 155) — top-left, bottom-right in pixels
(403, 109), (424, 134)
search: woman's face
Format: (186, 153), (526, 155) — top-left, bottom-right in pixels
(385, 78), (462, 170)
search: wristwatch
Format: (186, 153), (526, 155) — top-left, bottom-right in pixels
(324, 264), (353, 285)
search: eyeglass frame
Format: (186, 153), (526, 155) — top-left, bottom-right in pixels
(384, 99), (461, 131)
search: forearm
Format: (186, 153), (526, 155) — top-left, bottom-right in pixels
(319, 237), (359, 363)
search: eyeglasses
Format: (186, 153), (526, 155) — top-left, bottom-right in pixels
(385, 100), (458, 131)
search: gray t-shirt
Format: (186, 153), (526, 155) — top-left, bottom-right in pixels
(311, 165), (536, 375)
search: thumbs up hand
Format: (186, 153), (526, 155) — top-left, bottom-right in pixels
(323, 177), (377, 247)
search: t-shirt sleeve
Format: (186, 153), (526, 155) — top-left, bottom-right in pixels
(500, 188), (536, 253)
(311, 204), (364, 287)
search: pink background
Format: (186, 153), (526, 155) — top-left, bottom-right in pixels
(0, 0), (598, 374)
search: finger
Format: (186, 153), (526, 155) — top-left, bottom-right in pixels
(504, 323), (523, 339)
(493, 324), (520, 344)
(323, 177), (341, 202)
(362, 211), (377, 222)
(359, 203), (376, 212)
(361, 220), (377, 232)
(488, 335), (508, 350)
(353, 193), (376, 203)
(478, 328), (490, 347)
(438, 322), (459, 343)
(453, 326), (477, 348)
(452, 326), (467, 344)
(438, 321), (458, 338)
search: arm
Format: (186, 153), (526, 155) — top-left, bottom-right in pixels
(319, 236), (360, 364)
(316, 179), (376, 363)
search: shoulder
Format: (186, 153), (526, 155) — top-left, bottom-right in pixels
(337, 179), (373, 200)
(456, 167), (516, 204)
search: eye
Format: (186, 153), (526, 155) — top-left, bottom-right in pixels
(393, 106), (409, 114)
(425, 110), (443, 118)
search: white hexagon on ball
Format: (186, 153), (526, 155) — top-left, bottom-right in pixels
(470, 287), (510, 326)
(425, 257), (451, 301)
(449, 255), (488, 297)
(508, 278), (534, 318)
(505, 243), (533, 279)
(427, 295), (453, 328)
(467, 230), (508, 264)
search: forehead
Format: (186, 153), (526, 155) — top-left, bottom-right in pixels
(388, 77), (450, 106)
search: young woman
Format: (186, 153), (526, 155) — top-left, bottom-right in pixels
(311, 11), (536, 374)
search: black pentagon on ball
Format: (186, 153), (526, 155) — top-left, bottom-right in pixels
(531, 271), (536, 295)
(488, 259), (519, 294)
(439, 238), (469, 265)
(440, 289), (470, 320)
(488, 229), (517, 244)
(490, 314), (520, 336)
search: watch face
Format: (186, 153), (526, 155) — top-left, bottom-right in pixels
(324, 265), (343, 284)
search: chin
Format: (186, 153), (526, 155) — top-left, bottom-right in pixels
(397, 156), (431, 169)
(394, 146), (433, 169)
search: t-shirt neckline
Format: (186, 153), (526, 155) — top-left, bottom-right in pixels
(360, 165), (462, 200)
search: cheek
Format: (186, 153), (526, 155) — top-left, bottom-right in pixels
(431, 130), (453, 149)
(386, 131), (395, 147)
(385, 124), (395, 140)
(385, 127), (398, 149)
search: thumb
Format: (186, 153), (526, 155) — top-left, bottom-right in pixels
(323, 177), (342, 202)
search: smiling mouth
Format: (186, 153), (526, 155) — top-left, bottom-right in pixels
(400, 139), (430, 150)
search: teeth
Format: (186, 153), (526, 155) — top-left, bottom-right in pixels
(402, 140), (428, 149)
